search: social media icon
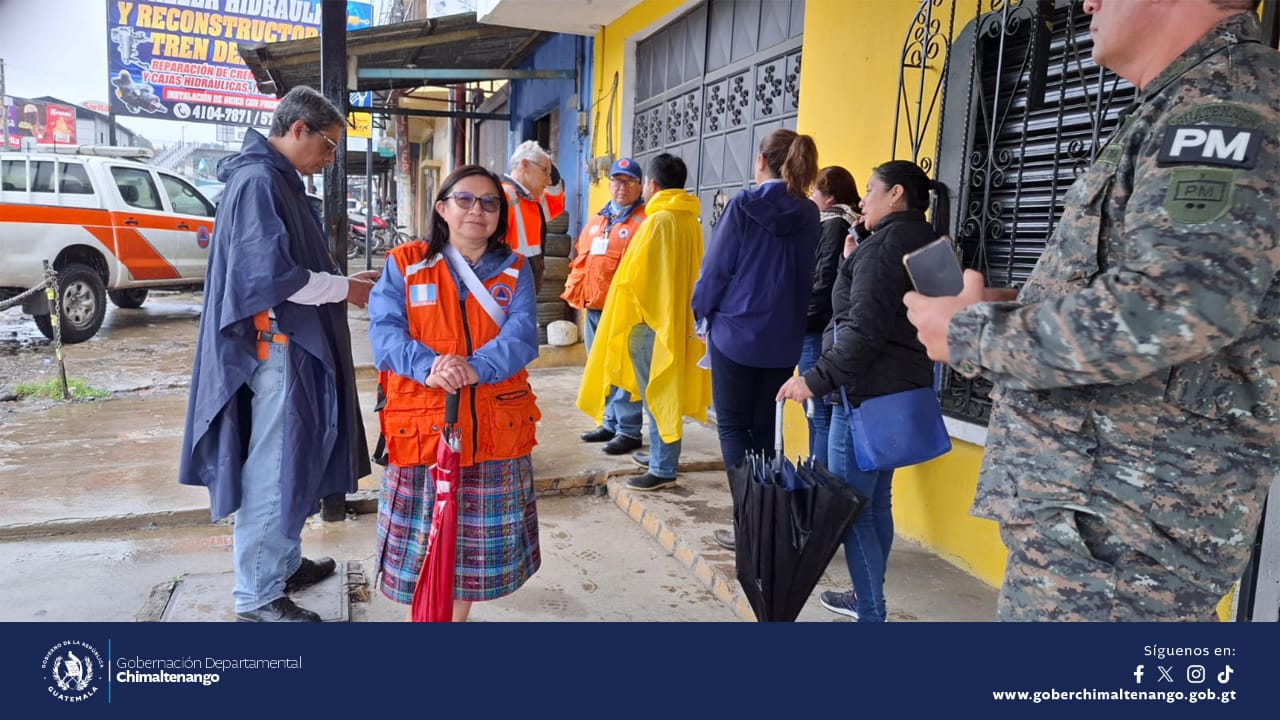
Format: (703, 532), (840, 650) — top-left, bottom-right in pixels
(1157, 666), (1174, 683)
(1133, 665), (1145, 684)
(1218, 665), (1233, 684)
(1187, 665), (1206, 684)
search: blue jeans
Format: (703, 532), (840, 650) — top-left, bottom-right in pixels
(798, 332), (831, 464)
(232, 332), (302, 612)
(628, 324), (681, 478)
(828, 402), (895, 622)
(709, 340), (794, 469)
(585, 308), (643, 439)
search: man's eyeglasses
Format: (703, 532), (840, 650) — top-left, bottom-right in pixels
(531, 161), (551, 176)
(609, 176), (640, 187)
(448, 192), (502, 214)
(310, 128), (339, 154)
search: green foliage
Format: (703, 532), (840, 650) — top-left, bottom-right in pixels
(13, 378), (110, 400)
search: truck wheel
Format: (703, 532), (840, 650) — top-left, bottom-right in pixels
(108, 288), (149, 309)
(33, 263), (107, 344)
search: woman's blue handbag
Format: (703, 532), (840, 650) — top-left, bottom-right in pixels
(840, 365), (951, 471)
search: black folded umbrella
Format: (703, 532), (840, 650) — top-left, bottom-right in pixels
(727, 403), (866, 622)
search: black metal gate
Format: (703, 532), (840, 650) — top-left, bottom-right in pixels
(896, 0), (1135, 425)
(632, 0), (804, 236)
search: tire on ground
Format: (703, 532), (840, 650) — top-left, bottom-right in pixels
(543, 233), (573, 258)
(33, 262), (107, 344)
(545, 213), (570, 235)
(108, 288), (149, 309)
(536, 278), (566, 303)
(536, 301), (566, 325)
(543, 257), (569, 284)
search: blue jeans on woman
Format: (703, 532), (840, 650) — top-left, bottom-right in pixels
(827, 401), (895, 622)
(585, 308), (643, 440)
(798, 331), (831, 464)
(628, 323), (681, 478)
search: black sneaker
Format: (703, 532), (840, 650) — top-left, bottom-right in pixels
(626, 473), (677, 491)
(632, 451), (649, 468)
(603, 434), (643, 455)
(819, 590), (859, 620)
(580, 426), (616, 443)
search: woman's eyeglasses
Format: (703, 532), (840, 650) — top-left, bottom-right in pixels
(448, 192), (501, 214)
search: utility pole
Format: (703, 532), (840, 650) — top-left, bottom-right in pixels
(1, 58), (9, 152)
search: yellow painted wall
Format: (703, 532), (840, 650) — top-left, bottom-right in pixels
(588, 0), (689, 214)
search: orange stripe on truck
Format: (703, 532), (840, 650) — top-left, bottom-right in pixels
(1, 202), (182, 281)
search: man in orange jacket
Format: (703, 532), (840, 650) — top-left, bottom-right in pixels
(501, 140), (565, 294)
(563, 157), (647, 452)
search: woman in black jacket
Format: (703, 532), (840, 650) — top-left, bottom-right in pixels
(802, 166), (861, 462)
(777, 160), (948, 622)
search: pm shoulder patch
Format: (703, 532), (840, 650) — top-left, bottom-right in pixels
(1157, 124), (1261, 169)
(1163, 168), (1237, 224)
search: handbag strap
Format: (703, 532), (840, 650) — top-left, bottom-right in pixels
(442, 243), (506, 328)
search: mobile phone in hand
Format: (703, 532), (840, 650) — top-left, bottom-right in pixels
(903, 236), (964, 297)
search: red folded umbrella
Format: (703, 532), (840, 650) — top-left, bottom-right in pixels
(411, 392), (461, 622)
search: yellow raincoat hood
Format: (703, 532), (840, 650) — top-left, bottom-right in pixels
(576, 188), (711, 442)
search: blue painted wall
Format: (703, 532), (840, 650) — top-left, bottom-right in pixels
(507, 34), (593, 238)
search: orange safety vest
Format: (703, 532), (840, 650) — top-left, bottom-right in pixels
(378, 244), (540, 468)
(502, 178), (565, 256)
(561, 206), (647, 310)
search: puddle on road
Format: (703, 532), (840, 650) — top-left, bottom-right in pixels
(0, 293), (203, 401)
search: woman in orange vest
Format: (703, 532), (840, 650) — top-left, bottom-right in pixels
(368, 165), (541, 622)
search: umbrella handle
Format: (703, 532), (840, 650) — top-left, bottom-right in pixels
(445, 391), (460, 424)
(775, 400), (785, 460)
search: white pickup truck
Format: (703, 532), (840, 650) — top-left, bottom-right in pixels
(0, 146), (216, 343)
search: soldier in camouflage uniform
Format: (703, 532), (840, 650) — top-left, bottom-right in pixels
(904, 0), (1278, 621)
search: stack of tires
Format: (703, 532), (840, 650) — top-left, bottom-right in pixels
(537, 214), (573, 345)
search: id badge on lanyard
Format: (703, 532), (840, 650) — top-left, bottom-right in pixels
(589, 226), (611, 256)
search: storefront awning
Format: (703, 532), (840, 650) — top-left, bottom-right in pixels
(238, 15), (550, 98)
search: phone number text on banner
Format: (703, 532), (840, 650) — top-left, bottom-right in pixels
(105, 0), (373, 128)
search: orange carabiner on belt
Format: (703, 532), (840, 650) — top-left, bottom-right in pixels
(253, 311), (288, 360)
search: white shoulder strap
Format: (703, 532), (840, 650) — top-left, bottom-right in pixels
(442, 243), (506, 328)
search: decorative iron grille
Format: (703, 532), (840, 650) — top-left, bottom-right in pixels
(897, 0), (1136, 425)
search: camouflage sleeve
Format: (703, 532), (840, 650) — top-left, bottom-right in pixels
(947, 101), (1279, 391)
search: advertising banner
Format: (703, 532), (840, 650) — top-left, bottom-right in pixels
(105, 0), (373, 128)
(4, 99), (78, 149)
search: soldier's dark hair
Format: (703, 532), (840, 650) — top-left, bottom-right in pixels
(814, 166), (861, 207)
(1208, 0), (1260, 11)
(872, 160), (951, 237)
(760, 128), (819, 198)
(646, 153), (688, 191)
(269, 86), (345, 138)
(425, 165), (511, 259)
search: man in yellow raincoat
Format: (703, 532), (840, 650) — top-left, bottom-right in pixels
(576, 153), (711, 491)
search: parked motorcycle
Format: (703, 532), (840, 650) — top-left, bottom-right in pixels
(347, 211), (410, 258)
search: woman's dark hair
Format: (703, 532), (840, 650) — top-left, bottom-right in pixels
(759, 129), (819, 198)
(425, 164), (510, 259)
(870, 160), (951, 236)
(813, 166), (860, 207)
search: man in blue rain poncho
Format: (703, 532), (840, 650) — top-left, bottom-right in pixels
(179, 87), (375, 622)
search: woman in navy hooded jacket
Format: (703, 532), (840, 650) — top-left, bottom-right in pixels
(692, 128), (820, 549)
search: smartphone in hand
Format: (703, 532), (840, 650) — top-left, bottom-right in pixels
(903, 236), (964, 297)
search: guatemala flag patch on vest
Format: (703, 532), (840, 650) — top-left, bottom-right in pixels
(409, 283), (438, 306)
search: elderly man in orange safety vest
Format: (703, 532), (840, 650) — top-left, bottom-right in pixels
(501, 140), (565, 294)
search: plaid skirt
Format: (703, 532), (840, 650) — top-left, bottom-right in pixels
(376, 456), (540, 604)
